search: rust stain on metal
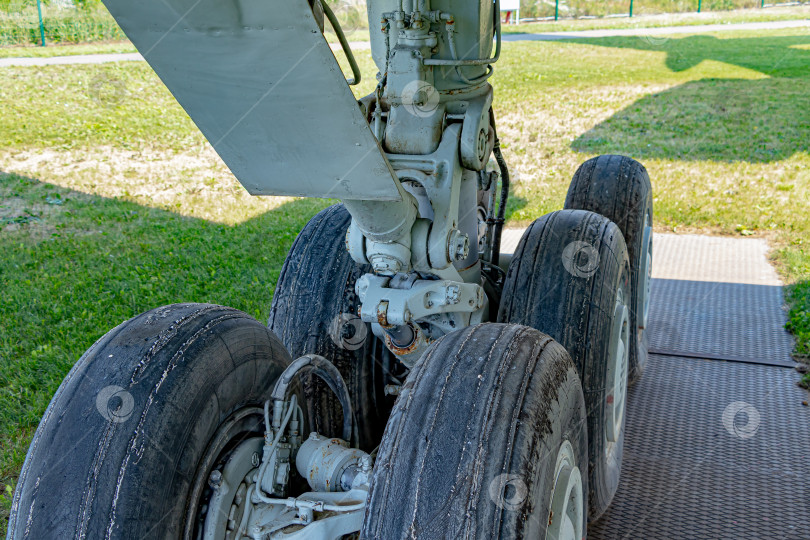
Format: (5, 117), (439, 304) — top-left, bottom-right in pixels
(384, 332), (421, 356)
(376, 301), (390, 327)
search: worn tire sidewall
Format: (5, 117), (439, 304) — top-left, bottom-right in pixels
(565, 155), (653, 384)
(362, 324), (588, 539)
(268, 204), (395, 450)
(497, 209), (631, 521)
(10, 303), (289, 540)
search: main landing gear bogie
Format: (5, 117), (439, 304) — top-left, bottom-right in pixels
(9, 154), (652, 539)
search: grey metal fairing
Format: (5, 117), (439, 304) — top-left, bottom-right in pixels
(101, 0), (402, 203)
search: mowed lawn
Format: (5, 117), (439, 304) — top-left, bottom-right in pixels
(1, 27), (809, 521)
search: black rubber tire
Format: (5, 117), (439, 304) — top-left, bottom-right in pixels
(498, 209), (630, 522)
(8, 303), (292, 539)
(565, 155), (653, 385)
(267, 204), (399, 452)
(362, 323), (588, 539)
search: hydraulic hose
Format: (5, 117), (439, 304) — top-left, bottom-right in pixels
(489, 109), (510, 267)
(320, 0), (361, 85)
(255, 394), (297, 503)
(271, 354), (355, 445)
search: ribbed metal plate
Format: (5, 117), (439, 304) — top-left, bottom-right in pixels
(647, 233), (795, 367)
(499, 228), (524, 255)
(502, 229), (795, 367)
(501, 228), (804, 537)
(590, 354), (810, 539)
(650, 234), (783, 286)
(648, 278), (795, 367)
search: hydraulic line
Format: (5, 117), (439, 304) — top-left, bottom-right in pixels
(255, 394), (297, 503)
(271, 354), (355, 444)
(320, 0), (361, 85)
(422, 0), (502, 68)
(489, 109), (510, 267)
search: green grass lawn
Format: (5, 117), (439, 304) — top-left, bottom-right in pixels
(1, 4), (808, 55)
(1, 26), (809, 522)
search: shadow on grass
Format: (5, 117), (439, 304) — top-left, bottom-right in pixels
(0, 170), (330, 443)
(571, 33), (810, 77)
(567, 33), (810, 162)
(505, 195), (529, 220)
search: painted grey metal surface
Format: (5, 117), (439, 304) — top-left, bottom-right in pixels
(367, 0), (494, 91)
(101, 0), (401, 200)
(101, 0), (502, 361)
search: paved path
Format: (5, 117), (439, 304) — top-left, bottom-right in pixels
(0, 51), (143, 68)
(500, 18), (810, 41)
(501, 229), (808, 537)
(1, 19), (807, 68)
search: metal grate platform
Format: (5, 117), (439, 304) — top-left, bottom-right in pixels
(501, 228), (807, 537)
(649, 234), (783, 286)
(646, 234), (795, 367)
(648, 279), (795, 367)
(589, 354), (810, 539)
(501, 230), (796, 367)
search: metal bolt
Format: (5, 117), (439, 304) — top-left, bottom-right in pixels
(371, 255), (401, 275)
(448, 230), (470, 262)
(208, 469), (223, 489)
(445, 285), (460, 305)
(477, 128), (488, 160)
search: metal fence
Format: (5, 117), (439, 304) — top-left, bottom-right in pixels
(0, 0), (808, 47)
(517, 0), (809, 21)
(0, 0), (124, 47)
